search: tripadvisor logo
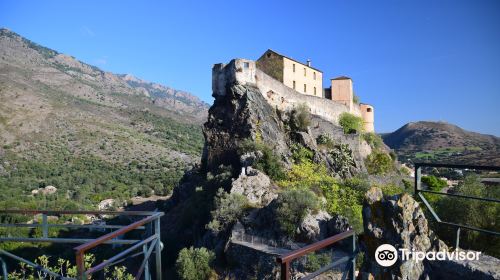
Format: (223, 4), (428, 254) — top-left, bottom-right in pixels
(375, 244), (398, 267)
(375, 244), (482, 267)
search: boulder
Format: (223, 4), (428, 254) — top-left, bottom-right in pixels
(296, 210), (331, 243)
(360, 187), (448, 280)
(230, 167), (277, 206)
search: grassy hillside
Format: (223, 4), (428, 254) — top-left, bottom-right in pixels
(382, 121), (500, 165)
(0, 28), (207, 210)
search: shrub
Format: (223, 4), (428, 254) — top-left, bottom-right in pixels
(322, 183), (364, 233)
(362, 133), (384, 150)
(238, 140), (285, 181)
(207, 188), (249, 233)
(339, 112), (363, 134)
(176, 247), (215, 280)
(421, 175), (447, 192)
(329, 144), (355, 178)
(304, 252), (331, 272)
(365, 151), (393, 175)
(434, 175), (500, 257)
(291, 144), (314, 164)
(8, 254), (133, 280)
(288, 103), (311, 132)
(316, 134), (335, 149)
(275, 189), (320, 237)
(277, 160), (336, 195)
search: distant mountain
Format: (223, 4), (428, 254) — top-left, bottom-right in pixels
(382, 121), (500, 166)
(0, 28), (209, 209)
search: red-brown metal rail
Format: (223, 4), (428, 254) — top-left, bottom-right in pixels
(0, 209), (163, 280)
(276, 230), (356, 280)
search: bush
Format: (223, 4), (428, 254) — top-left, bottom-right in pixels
(316, 134), (335, 149)
(362, 133), (384, 150)
(421, 175), (447, 192)
(176, 247), (215, 280)
(339, 112), (363, 134)
(329, 144), (355, 178)
(288, 103), (311, 132)
(304, 252), (331, 272)
(278, 160), (364, 233)
(365, 151), (393, 175)
(433, 175), (500, 257)
(291, 144), (314, 164)
(238, 140), (285, 181)
(207, 188), (249, 233)
(275, 189), (320, 237)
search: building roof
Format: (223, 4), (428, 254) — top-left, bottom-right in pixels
(263, 49), (323, 73)
(331, 76), (352, 80)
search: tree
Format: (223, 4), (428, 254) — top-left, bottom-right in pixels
(176, 247), (215, 280)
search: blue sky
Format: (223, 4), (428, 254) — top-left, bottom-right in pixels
(1, 0), (499, 135)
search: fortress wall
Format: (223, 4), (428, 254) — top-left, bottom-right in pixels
(212, 59), (366, 127)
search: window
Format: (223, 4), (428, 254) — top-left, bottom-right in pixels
(314, 87), (317, 95)
(304, 84), (307, 93)
(367, 108), (372, 112)
(304, 68), (306, 77)
(293, 81), (296, 90)
(243, 62), (249, 69)
(313, 72), (316, 80)
(293, 64), (295, 72)
(267, 52), (272, 58)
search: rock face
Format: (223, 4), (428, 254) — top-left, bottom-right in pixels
(202, 82), (290, 172)
(361, 187), (447, 279)
(230, 167), (278, 206)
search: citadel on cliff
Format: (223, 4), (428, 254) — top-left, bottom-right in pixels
(213, 49), (375, 132)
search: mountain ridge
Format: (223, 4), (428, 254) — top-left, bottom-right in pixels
(0, 28), (207, 209)
(382, 121), (500, 165)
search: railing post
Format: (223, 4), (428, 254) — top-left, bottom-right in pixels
(351, 234), (356, 280)
(76, 251), (87, 280)
(1, 256), (8, 280)
(143, 244), (151, 280)
(42, 213), (48, 238)
(280, 261), (289, 280)
(154, 216), (162, 280)
(415, 165), (421, 195)
(455, 227), (461, 250)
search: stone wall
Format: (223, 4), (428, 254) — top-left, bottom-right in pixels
(213, 59), (355, 126)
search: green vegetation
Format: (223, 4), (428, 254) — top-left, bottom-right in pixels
(0, 150), (185, 211)
(132, 111), (204, 156)
(414, 146), (482, 161)
(278, 147), (365, 233)
(422, 175), (447, 192)
(365, 151), (394, 175)
(175, 247), (215, 280)
(329, 144), (355, 178)
(362, 132), (384, 150)
(304, 252), (331, 272)
(7, 254), (132, 280)
(428, 175), (500, 257)
(275, 189), (320, 237)
(288, 103), (311, 132)
(316, 134), (335, 149)
(239, 140), (285, 181)
(207, 189), (249, 233)
(353, 94), (360, 104)
(339, 112), (363, 134)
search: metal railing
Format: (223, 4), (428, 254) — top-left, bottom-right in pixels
(0, 209), (164, 280)
(276, 230), (357, 280)
(414, 162), (500, 249)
